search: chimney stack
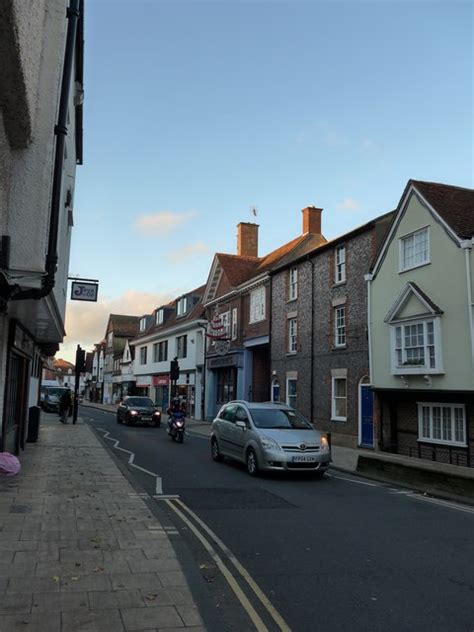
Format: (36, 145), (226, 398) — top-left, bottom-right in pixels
(237, 222), (259, 258)
(302, 206), (322, 235)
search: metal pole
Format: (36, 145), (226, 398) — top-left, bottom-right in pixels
(73, 344), (81, 424)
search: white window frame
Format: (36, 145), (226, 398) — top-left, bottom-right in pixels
(139, 317), (147, 332)
(249, 286), (266, 324)
(158, 340), (168, 363)
(139, 346), (147, 365)
(334, 306), (346, 348)
(288, 318), (297, 353)
(417, 403), (467, 447)
(399, 226), (430, 273)
(231, 307), (238, 341)
(176, 335), (187, 359)
(335, 245), (346, 284)
(107, 332), (113, 347)
(286, 378), (297, 409)
(156, 309), (164, 325)
(176, 297), (188, 317)
(331, 377), (347, 421)
(289, 267), (298, 301)
(390, 317), (443, 375)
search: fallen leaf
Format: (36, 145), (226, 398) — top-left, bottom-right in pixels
(144, 594), (157, 601)
(52, 576), (60, 582)
(93, 566), (104, 573)
(71, 576), (79, 581)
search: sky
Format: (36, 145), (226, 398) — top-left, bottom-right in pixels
(61, 0), (473, 362)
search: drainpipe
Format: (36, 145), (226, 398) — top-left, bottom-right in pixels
(461, 240), (474, 368)
(8, 0), (82, 302)
(364, 273), (374, 383)
(310, 257), (315, 424)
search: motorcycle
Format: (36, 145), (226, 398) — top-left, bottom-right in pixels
(168, 412), (185, 443)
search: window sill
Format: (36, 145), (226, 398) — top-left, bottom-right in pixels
(417, 438), (467, 448)
(392, 368), (444, 375)
(249, 318), (265, 325)
(398, 260), (431, 274)
(331, 416), (347, 422)
(333, 345), (347, 351)
(287, 297), (297, 304)
(286, 352), (298, 357)
(332, 280), (346, 288)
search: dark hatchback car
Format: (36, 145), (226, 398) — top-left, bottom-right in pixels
(116, 396), (161, 427)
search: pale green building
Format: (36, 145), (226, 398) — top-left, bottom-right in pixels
(367, 180), (474, 468)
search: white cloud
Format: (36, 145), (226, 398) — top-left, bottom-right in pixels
(135, 210), (197, 236)
(59, 289), (173, 362)
(336, 198), (361, 211)
(168, 241), (209, 263)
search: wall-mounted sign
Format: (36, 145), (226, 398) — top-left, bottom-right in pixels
(71, 281), (98, 302)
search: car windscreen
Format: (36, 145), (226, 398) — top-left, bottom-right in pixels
(250, 408), (313, 429)
(46, 388), (69, 397)
(125, 398), (154, 407)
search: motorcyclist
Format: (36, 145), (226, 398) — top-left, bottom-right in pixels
(167, 397), (184, 432)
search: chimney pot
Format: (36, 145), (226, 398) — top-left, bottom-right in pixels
(237, 222), (259, 257)
(302, 206), (322, 235)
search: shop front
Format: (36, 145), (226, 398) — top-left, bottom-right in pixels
(153, 374), (170, 411)
(205, 352), (243, 420)
(135, 375), (151, 397)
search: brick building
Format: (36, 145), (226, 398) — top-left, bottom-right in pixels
(271, 210), (393, 448)
(203, 209), (326, 419)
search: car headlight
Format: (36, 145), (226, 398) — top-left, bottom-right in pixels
(320, 436), (330, 450)
(260, 436), (280, 451)
(153, 411), (161, 417)
(129, 410), (139, 416)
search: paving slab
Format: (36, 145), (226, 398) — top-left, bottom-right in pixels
(0, 415), (206, 631)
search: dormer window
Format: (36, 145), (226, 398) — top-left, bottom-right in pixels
(177, 297), (188, 317)
(139, 317), (147, 332)
(156, 309), (164, 325)
(399, 227), (430, 272)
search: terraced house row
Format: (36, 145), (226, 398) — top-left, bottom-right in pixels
(88, 180), (474, 469)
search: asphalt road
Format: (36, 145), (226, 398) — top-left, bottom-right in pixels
(82, 406), (474, 632)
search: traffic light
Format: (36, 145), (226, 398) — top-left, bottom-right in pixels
(75, 345), (86, 373)
(170, 358), (180, 381)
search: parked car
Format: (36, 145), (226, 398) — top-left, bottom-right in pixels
(211, 401), (331, 477)
(42, 387), (71, 412)
(117, 396), (161, 427)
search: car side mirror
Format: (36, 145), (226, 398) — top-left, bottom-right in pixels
(236, 420), (247, 430)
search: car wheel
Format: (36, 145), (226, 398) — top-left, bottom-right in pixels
(211, 438), (223, 462)
(125, 416), (133, 427)
(313, 469), (326, 479)
(246, 449), (259, 477)
(154, 419), (161, 428)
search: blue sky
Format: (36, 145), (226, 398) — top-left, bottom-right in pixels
(62, 0), (473, 360)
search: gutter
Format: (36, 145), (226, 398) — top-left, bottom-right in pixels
(4, 1), (82, 303)
(364, 273), (374, 382)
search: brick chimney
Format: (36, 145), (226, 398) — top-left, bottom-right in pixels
(302, 206), (322, 235)
(237, 222), (259, 257)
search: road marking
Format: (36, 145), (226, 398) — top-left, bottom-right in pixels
(165, 499), (271, 632)
(97, 428), (164, 495)
(408, 494), (474, 515)
(173, 498), (292, 632)
(329, 473), (379, 487)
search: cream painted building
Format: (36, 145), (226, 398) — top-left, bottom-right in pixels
(367, 180), (474, 467)
(0, 1), (84, 452)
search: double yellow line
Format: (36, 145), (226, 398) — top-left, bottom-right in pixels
(165, 498), (291, 632)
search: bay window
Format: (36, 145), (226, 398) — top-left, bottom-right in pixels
(391, 318), (442, 374)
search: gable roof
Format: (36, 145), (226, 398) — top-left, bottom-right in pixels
(371, 180), (474, 277)
(410, 180), (474, 240)
(384, 281), (444, 323)
(204, 233), (328, 304)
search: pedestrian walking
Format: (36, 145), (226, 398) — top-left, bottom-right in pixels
(59, 389), (72, 424)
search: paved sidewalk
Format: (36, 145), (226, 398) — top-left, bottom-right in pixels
(0, 413), (205, 632)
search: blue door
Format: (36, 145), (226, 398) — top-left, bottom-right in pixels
(360, 385), (374, 448)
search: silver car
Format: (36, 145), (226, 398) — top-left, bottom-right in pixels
(211, 401), (331, 477)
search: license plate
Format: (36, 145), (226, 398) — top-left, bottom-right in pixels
(142, 416), (151, 421)
(292, 455), (317, 463)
